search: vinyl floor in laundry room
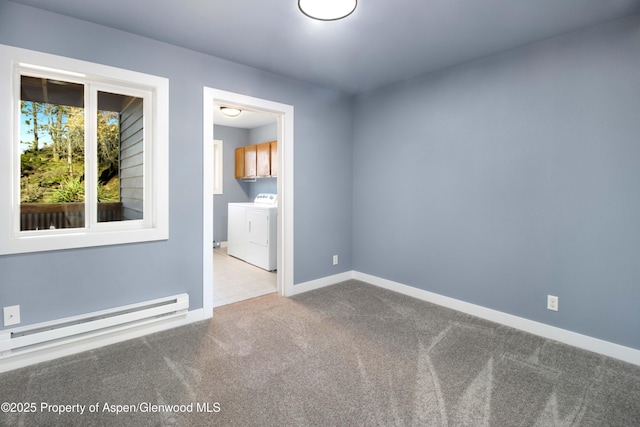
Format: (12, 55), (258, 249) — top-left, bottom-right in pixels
(213, 246), (276, 307)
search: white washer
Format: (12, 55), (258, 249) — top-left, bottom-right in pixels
(227, 193), (277, 271)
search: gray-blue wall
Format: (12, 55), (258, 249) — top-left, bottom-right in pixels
(249, 122), (277, 146)
(0, 0), (354, 328)
(352, 15), (640, 349)
(212, 125), (251, 244)
(1, 0), (637, 353)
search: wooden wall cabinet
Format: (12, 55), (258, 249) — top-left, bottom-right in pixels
(244, 145), (257, 178)
(234, 147), (245, 179)
(256, 142), (271, 177)
(270, 141), (278, 177)
(235, 140), (277, 179)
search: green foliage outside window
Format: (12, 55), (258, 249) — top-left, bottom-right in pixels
(20, 101), (120, 204)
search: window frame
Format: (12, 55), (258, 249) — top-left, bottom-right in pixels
(0, 44), (169, 255)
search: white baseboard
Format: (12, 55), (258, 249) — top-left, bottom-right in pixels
(290, 269), (639, 365)
(290, 271), (355, 295)
(353, 271), (640, 366)
(4, 271), (638, 372)
(0, 308), (207, 373)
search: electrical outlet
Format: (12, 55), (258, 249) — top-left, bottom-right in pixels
(333, 255), (339, 266)
(3, 305), (20, 326)
(547, 295), (558, 312)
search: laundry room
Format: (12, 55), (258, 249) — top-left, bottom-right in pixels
(212, 106), (278, 307)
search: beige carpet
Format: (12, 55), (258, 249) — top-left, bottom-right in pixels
(1, 280), (639, 426)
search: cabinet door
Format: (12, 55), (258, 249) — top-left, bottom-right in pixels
(256, 142), (271, 177)
(244, 145), (257, 177)
(270, 141), (278, 177)
(234, 147), (245, 178)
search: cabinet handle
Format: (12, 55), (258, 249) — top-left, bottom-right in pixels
(248, 220), (251, 232)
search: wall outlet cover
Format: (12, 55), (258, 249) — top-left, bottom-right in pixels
(3, 305), (20, 326)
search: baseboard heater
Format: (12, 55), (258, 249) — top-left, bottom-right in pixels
(0, 293), (189, 357)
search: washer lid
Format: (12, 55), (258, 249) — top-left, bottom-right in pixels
(254, 193), (277, 206)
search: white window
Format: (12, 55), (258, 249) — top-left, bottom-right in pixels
(0, 44), (169, 255)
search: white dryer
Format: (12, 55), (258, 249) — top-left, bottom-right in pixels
(227, 194), (277, 271)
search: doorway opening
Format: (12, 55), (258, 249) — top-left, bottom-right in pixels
(202, 87), (294, 316)
(214, 108), (277, 306)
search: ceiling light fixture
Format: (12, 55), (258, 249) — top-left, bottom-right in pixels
(220, 107), (241, 117)
(298, 0), (357, 21)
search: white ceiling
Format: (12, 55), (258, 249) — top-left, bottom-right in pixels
(213, 106), (277, 130)
(9, 0), (640, 94)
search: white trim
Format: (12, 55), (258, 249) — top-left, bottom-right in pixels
(3, 270), (637, 372)
(213, 139), (223, 195)
(0, 44), (169, 255)
(203, 86), (294, 320)
(353, 271), (640, 366)
(279, 268), (640, 365)
(290, 271), (355, 295)
(202, 126), (214, 319)
(0, 308), (207, 373)
(278, 107), (295, 297)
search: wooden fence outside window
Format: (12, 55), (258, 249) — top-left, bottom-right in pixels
(20, 202), (123, 230)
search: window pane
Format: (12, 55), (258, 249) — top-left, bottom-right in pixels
(97, 91), (143, 222)
(20, 76), (85, 230)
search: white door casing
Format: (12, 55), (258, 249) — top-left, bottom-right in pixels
(202, 87), (294, 317)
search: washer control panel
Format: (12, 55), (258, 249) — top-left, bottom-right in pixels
(254, 193), (277, 206)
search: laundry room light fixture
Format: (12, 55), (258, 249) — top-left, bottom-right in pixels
(220, 106), (241, 117)
(298, 0), (357, 21)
